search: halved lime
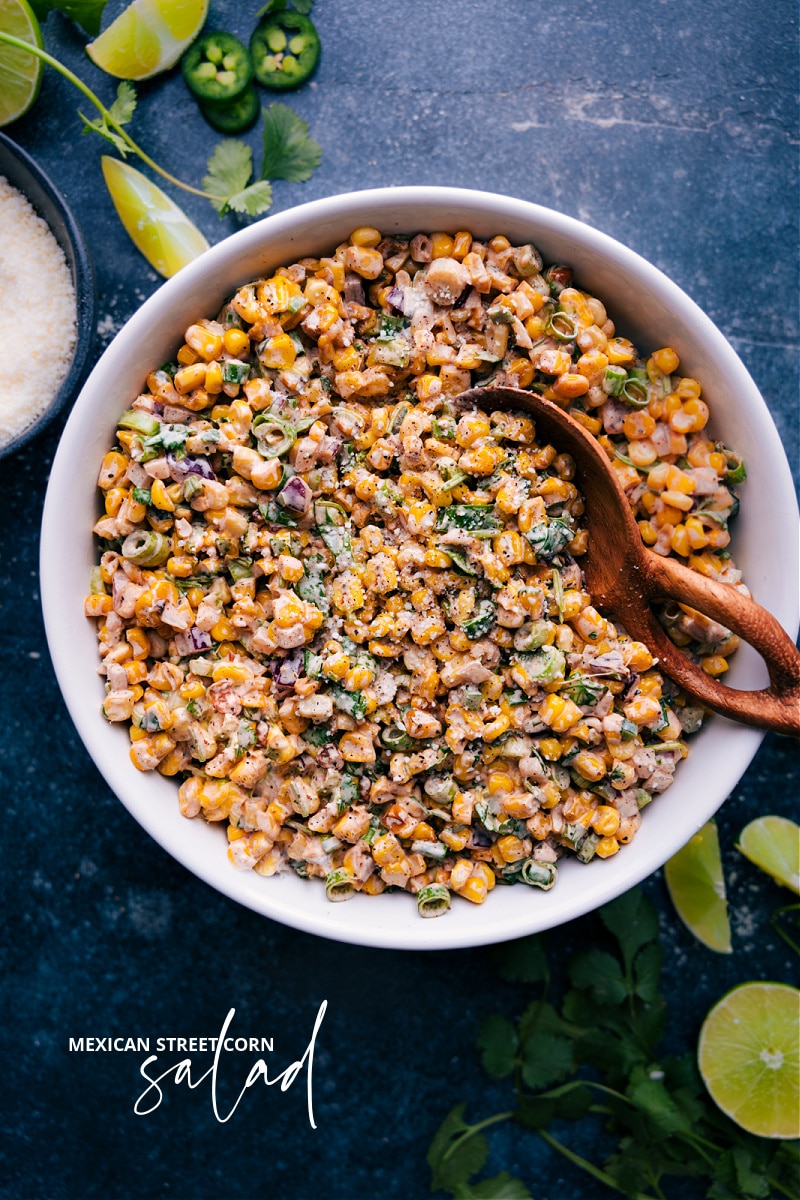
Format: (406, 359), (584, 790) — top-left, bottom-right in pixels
(86, 0), (209, 81)
(101, 156), (209, 278)
(664, 820), (732, 953)
(737, 816), (800, 894)
(698, 981), (800, 1139)
(0, 0), (43, 127)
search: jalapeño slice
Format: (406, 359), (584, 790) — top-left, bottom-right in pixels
(182, 31), (252, 102)
(200, 84), (260, 134)
(250, 11), (320, 90)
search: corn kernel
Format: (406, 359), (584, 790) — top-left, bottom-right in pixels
(701, 655), (730, 677)
(595, 836), (621, 859)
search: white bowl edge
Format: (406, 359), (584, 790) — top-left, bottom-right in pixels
(42, 186), (799, 950)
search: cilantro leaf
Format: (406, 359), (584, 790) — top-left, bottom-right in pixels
(427, 1104), (489, 1194)
(493, 936), (548, 984)
(80, 81), (137, 157)
(260, 103), (322, 183)
(600, 888), (659, 974)
(520, 1032), (573, 1091)
(633, 940), (662, 1002)
(291, 0), (314, 12)
(568, 948), (628, 1005)
(453, 1173), (532, 1199)
(29, 0), (107, 36)
(626, 1066), (690, 1137)
(107, 80), (137, 125)
(517, 999), (573, 1045)
(476, 1015), (517, 1079)
(516, 1082), (592, 1130)
(203, 141), (273, 217)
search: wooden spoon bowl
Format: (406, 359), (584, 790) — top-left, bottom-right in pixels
(455, 386), (800, 737)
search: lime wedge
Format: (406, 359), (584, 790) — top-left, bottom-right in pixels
(664, 820), (732, 953)
(737, 815), (800, 894)
(0, 0), (43, 127)
(86, 0), (209, 80)
(101, 157), (209, 278)
(699, 982), (800, 1139)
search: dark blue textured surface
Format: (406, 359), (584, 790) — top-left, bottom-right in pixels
(1, 2), (797, 1197)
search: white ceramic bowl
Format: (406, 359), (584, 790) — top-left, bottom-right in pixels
(41, 187), (799, 950)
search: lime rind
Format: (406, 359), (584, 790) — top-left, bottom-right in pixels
(736, 815), (800, 895)
(698, 981), (800, 1139)
(0, 0), (44, 127)
(664, 819), (732, 953)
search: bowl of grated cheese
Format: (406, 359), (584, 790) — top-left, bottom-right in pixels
(0, 132), (96, 458)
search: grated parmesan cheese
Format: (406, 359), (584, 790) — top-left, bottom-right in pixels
(0, 175), (78, 448)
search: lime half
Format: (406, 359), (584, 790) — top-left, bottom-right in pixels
(699, 981), (800, 1139)
(737, 816), (800, 894)
(664, 820), (732, 953)
(0, 0), (43, 127)
(101, 157), (209, 278)
(86, 0), (209, 80)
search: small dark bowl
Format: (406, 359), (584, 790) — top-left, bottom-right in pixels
(0, 132), (96, 458)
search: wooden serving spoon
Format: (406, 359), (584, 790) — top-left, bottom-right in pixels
(455, 386), (800, 737)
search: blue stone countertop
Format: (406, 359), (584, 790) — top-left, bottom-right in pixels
(1, 2), (797, 1197)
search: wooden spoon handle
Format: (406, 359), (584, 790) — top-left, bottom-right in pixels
(632, 550), (800, 736)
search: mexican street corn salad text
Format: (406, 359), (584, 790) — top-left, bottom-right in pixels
(87, 227), (746, 917)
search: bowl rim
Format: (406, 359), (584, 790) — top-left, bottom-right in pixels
(0, 131), (96, 459)
(40, 185), (799, 950)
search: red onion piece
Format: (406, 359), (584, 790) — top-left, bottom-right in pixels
(167, 453), (217, 483)
(174, 628), (213, 655)
(277, 475), (312, 513)
(272, 650), (304, 688)
(385, 287), (404, 313)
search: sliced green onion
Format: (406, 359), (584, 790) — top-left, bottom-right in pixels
(576, 833), (599, 863)
(120, 530), (171, 567)
(653, 740), (688, 756)
(603, 365), (626, 396)
(329, 405), (367, 431)
(721, 447), (746, 484)
(439, 545), (477, 576)
(621, 377), (650, 408)
(325, 868), (356, 902)
(547, 311), (578, 341)
(487, 305), (515, 326)
(520, 860), (557, 889)
(380, 724), (414, 751)
(118, 409), (160, 437)
(228, 558), (253, 581)
(388, 401), (411, 434)
(423, 775), (458, 803)
(252, 415), (296, 457)
(221, 360), (250, 385)
(89, 565), (106, 595)
(132, 487), (152, 506)
(416, 882), (451, 918)
(411, 840), (448, 860)
(184, 475), (203, 501)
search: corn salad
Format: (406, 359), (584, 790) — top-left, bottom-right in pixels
(87, 227), (747, 917)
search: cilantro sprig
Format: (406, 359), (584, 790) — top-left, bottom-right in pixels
(427, 889), (799, 1199)
(0, 36), (321, 222)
